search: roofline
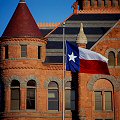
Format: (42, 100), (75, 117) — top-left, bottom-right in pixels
(44, 13), (74, 38)
(90, 19), (120, 50)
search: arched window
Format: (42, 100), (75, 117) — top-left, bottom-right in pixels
(48, 81), (59, 110)
(26, 80), (36, 109)
(93, 79), (113, 111)
(65, 81), (75, 110)
(117, 51), (120, 66)
(108, 51), (115, 66)
(11, 80), (20, 110)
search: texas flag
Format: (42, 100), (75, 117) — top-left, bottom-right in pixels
(66, 41), (110, 75)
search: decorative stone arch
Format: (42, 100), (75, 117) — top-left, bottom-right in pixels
(5, 75), (22, 88)
(117, 49), (120, 66)
(25, 75), (40, 87)
(105, 48), (117, 58)
(87, 74), (120, 91)
(44, 77), (62, 89)
(117, 48), (120, 53)
(65, 77), (72, 84)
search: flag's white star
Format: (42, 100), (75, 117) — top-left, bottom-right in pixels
(68, 52), (77, 62)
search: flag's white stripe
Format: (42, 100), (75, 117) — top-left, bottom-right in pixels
(78, 47), (108, 63)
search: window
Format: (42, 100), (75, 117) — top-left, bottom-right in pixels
(98, 0), (102, 7)
(21, 45), (27, 57)
(105, 119), (113, 120)
(38, 46), (41, 59)
(104, 0), (108, 6)
(95, 119), (103, 120)
(105, 91), (112, 110)
(117, 51), (120, 66)
(95, 91), (103, 110)
(108, 51), (115, 66)
(26, 80), (36, 109)
(105, 119), (112, 120)
(5, 45), (8, 59)
(65, 81), (75, 110)
(95, 119), (112, 120)
(48, 81), (59, 110)
(94, 91), (112, 111)
(95, 119), (113, 120)
(11, 80), (20, 110)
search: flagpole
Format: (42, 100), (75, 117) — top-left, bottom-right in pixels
(62, 22), (65, 120)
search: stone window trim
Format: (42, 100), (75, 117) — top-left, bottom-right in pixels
(25, 76), (40, 88)
(4, 76), (22, 88)
(87, 74), (120, 91)
(117, 49), (120, 53)
(117, 49), (120, 67)
(65, 77), (72, 83)
(44, 77), (62, 89)
(105, 48), (117, 58)
(44, 77), (72, 89)
(4, 75), (40, 88)
(106, 48), (120, 67)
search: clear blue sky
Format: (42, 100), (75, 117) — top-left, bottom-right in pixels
(0, 0), (75, 36)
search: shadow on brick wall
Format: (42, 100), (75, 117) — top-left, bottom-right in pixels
(0, 70), (5, 114)
(71, 72), (80, 120)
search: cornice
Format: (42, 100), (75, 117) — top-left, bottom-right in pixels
(0, 38), (47, 44)
(1, 64), (63, 71)
(42, 64), (63, 70)
(78, 9), (120, 14)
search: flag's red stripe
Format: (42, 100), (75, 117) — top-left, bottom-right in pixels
(80, 59), (110, 75)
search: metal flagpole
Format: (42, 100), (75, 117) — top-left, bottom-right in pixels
(62, 22), (65, 120)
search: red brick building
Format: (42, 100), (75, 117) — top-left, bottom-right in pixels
(0, 0), (120, 120)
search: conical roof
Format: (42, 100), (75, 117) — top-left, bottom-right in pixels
(2, 0), (42, 38)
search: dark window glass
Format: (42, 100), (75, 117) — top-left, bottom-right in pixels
(105, 119), (113, 120)
(65, 82), (75, 110)
(21, 45), (27, 57)
(11, 80), (20, 110)
(26, 80), (36, 110)
(98, 0), (102, 7)
(105, 91), (112, 110)
(48, 90), (59, 110)
(11, 80), (20, 87)
(95, 119), (103, 120)
(108, 51), (115, 66)
(104, 0), (108, 6)
(48, 82), (59, 110)
(5, 45), (8, 59)
(27, 88), (35, 109)
(117, 51), (120, 66)
(38, 46), (41, 59)
(48, 81), (58, 88)
(95, 91), (102, 110)
(65, 89), (75, 110)
(27, 80), (36, 86)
